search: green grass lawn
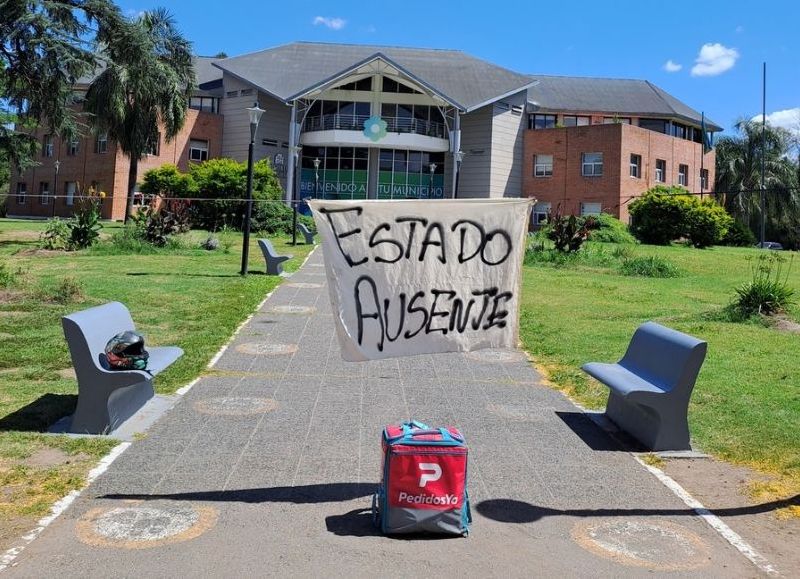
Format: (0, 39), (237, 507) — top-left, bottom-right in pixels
(519, 242), (800, 493)
(0, 218), (312, 531)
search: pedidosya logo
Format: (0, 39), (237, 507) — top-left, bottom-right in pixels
(397, 491), (459, 506)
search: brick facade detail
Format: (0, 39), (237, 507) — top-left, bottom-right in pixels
(9, 109), (223, 221)
(523, 122), (716, 223)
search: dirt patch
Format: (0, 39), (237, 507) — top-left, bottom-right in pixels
(57, 368), (76, 380)
(0, 230), (39, 242)
(14, 248), (64, 258)
(773, 315), (800, 334)
(0, 290), (24, 305)
(0, 309), (26, 317)
(0, 367), (21, 375)
(23, 448), (89, 468)
(0, 513), (37, 556)
(661, 457), (800, 575)
(0, 332), (13, 340)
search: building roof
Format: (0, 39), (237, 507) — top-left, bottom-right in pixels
(527, 75), (722, 131)
(193, 56), (224, 97)
(213, 42), (535, 112)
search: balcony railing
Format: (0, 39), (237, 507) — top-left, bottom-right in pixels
(303, 114), (447, 139)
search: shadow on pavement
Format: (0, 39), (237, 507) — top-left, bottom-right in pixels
(0, 393), (77, 432)
(102, 482), (374, 504)
(475, 496), (800, 523)
(555, 411), (646, 452)
(325, 508), (381, 537)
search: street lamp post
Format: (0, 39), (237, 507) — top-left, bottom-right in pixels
(52, 159), (60, 218)
(240, 102), (265, 276)
(290, 145), (302, 245)
(313, 158), (320, 199)
(429, 163), (437, 198)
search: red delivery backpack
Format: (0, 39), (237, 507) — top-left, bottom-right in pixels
(373, 420), (471, 536)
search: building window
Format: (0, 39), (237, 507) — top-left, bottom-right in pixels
(67, 138), (79, 156)
(95, 133), (108, 154)
(43, 134), (54, 157)
(655, 159), (666, 183)
(189, 139), (209, 162)
(701, 169), (709, 190)
(382, 77), (422, 94)
(678, 164), (688, 186)
(226, 90), (238, 98)
(65, 181), (76, 206)
(580, 202), (602, 216)
(603, 117), (631, 124)
(511, 105), (523, 116)
(145, 133), (160, 156)
(239, 88), (253, 97)
(16, 182), (27, 204)
(529, 114), (557, 130)
(639, 118), (669, 134)
(533, 202), (551, 226)
(189, 96), (219, 113)
(534, 154), (553, 177)
(629, 154), (642, 178)
(337, 77), (372, 91)
(563, 115), (590, 127)
(39, 181), (50, 205)
(581, 152), (603, 177)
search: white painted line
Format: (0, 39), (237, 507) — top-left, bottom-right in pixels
(0, 442), (131, 573)
(632, 455), (779, 576)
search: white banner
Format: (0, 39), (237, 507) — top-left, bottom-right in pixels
(309, 199), (533, 361)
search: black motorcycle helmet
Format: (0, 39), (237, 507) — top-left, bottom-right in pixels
(105, 330), (149, 370)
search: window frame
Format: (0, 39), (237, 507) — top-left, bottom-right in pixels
(655, 159), (666, 183)
(188, 139), (209, 162)
(95, 133), (108, 154)
(145, 133), (160, 156)
(39, 181), (50, 205)
(16, 182), (27, 204)
(532, 202), (552, 226)
(581, 152), (603, 177)
(43, 134), (54, 158)
(580, 202), (602, 216)
(701, 168), (709, 190)
(678, 164), (689, 186)
(629, 154), (642, 178)
(563, 115), (590, 127)
(67, 138), (79, 156)
(529, 114), (557, 130)
(534, 154), (553, 177)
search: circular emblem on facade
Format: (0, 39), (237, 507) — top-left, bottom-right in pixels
(363, 116), (388, 142)
(286, 282), (323, 289)
(76, 503), (217, 549)
(267, 305), (316, 315)
(571, 519), (710, 571)
(466, 349), (523, 363)
(235, 342), (298, 356)
(194, 396), (278, 416)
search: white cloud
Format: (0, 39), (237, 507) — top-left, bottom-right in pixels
(313, 16), (346, 30)
(663, 60), (682, 73)
(691, 43), (740, 77)
(751, 108), (800, 133)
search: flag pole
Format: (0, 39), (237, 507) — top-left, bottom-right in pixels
(700, 112), (705, 199)
(760, 62), (766, 247)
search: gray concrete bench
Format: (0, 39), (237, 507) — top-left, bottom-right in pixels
(62, 301), (183, 434)
(258, 238), (292, 275)
(581, 321), (707, 451)
(297, 222), (315, 244)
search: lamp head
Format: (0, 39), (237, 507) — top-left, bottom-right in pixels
(429, 163), (437, 174)
(313, 158), (321, 169)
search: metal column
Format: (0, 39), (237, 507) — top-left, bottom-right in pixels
(451, 110), (461, 199)
(285, 102), (297, 205)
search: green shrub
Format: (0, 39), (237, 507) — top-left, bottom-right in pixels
(619, 255), (681, 278)
(0, 262), (16, 288)
(41, 276), (84, 303)
(39, 218), (71, 250)
(730, 253), (795, 318)
(722, 220), (757, 247)
(140, 164), (196, 198)
(106, 226), (158, 254)
(545, 209), (599, 253)
(589, 213), (637, 244)
(629, 186), (732, 247)
(133, 199), (191, 247)
(185, 158), (284, 230)
(684, 199), (733, 248)
(68, 199), (102, 249)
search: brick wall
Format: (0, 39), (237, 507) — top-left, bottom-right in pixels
(8, 109), (223, 221)
(523, 122), (716, 223)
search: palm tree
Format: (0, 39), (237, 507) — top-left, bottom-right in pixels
(84, 8), (194, 222)
(715, 119), (800, 245)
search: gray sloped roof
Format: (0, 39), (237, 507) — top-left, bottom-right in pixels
(527, 75), (722, 131)
(193, 56), (224, 97)
(213, 42), (535, 112)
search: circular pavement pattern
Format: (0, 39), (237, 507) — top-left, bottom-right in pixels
(285, 282), (323, 289)
(76, 502), (217, 549)
(267, 305), (316, 315)
(571, 519), (711, 571)
(466, 349), (524, 363)
(235, 342), (298, 356)
(194, 396), (278, 416)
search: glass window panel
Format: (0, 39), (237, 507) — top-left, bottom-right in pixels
(397, 104), (412, 118)
(382, 103), (395, 118)
(413, 106), (429, 122)
(354, 147), (368, 159)
(322, 101), (338, 115)
(355, 102), (370, 116)
(379, 149), (393, 171)
(339, 102), (355, 116)
(354, 158), (368, 171)
(563, 116), (577, 127)
(408, 151), (422, 173)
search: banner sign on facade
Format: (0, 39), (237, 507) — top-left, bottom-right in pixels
(309, 199), (533, 361)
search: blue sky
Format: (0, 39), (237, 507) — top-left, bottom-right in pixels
(118, 0), (799, 135)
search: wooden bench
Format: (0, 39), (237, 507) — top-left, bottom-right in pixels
(62, 302), (183, 434)
(258, 238), (292, 275)
(297, 222), (315, 245)
(581, 321), (707, 451)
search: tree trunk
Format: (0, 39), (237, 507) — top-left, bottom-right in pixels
(124, 157), (138, 224)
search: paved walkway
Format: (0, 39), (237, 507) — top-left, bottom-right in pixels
(6, 248), (757, 577)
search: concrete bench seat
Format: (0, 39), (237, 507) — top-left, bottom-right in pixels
(297, 222), (315, 244)
(258, 238), (292, 275)
(62, 301), (183, 434)
(581, 321), (707, 451)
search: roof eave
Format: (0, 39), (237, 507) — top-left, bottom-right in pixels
(464, 80), (539, 113)
(212, 64), (290, 105)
